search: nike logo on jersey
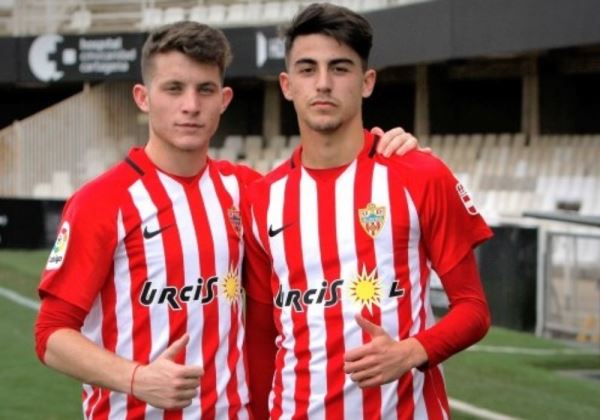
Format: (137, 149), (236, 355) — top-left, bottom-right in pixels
(143, 224), (173, 240)
(268, 222), (293, 237)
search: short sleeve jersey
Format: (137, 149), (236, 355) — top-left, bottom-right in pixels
(39, 147), (260, 420)
(243, 131), (493, 420)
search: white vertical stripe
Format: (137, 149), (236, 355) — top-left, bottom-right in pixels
(199, 169), (233, 419)
(299, 169), (326, 420)
(371, 163), (399, 419)
(404, 189), (427, 418)
(108, 210), (133, 419)
(220, 172), (240, 205)
(157, 173), (204, 420)
(81, 295), (103, 419)
(268, 175), (296, 415)
(335, 161), (363, 418)
(128, 180), (170, 362)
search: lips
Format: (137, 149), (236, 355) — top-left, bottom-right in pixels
(311, 100), (336, 108)
(176, 123), (202, 129)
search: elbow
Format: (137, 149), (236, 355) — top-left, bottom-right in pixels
(33, 317), (49, 364)
(478, 300), (492, 340)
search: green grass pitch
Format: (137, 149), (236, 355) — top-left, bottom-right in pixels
(1, 250), (599, 419)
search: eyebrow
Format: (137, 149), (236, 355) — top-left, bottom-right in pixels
(293, 57), (356, 67)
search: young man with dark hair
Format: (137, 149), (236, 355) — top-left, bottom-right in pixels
(244, 3), (493, 419)
(34, 20), (422, 419)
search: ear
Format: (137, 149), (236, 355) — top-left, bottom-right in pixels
(279, 72), (293, 101)
(132, 83), (149, 112)
(221, 86), (234, 114)
(362, 69), (376, 99)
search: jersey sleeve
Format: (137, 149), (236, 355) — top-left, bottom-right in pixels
(235, 163), (263, 187)
(38, 187), (118, 312)
(414, 251), (491, 367)
(418, 158), (493, 275)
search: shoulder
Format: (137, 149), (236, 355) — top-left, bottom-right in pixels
(64, 160), (138, 217)
(379, 150), (453, 183)
(246, 158), (293, 202)
(211, 159), (262, 186)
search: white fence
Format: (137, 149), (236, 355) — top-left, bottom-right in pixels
(0, 82), (145, 198)
(538, 230), (600, 347)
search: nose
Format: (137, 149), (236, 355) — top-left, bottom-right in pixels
(181, 89), (200, 114)
(315, 68), (332, 93)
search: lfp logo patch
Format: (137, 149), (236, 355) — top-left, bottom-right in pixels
(46, 221), (70, 270)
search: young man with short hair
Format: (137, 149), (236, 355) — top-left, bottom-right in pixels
(244, 4), (493, 419)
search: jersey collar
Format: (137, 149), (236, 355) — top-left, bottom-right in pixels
(289, 129), (380, 169)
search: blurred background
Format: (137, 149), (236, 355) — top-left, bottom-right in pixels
(0, 0), (599, 419)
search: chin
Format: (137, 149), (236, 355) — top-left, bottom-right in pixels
(308, 120), (342, 133)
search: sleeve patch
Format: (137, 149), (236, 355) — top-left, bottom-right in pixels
(46, 221), (70, 270)
(456, 182), (479, 215)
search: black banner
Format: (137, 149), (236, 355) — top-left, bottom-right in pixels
(1, 0), (599, 83)
(18, 33), (145, 83)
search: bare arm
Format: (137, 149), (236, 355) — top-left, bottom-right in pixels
(37, 296), (203, 409)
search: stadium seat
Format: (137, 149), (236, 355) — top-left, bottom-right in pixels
(68, 9), (92, 33)
(244, 135), (264, 161)
(263, 1), (282, 21)
(223, 135), (244, 159)
(163, 7), (186, 24)
(360, 0), (388, 11)
(139, 8), (163, 29)
(226, 4), (247, 24)
(189, 6), (209, 23)
(32, 183), (52, 198)
(280, 1), (301, 20)
(206, 4), (227, 25)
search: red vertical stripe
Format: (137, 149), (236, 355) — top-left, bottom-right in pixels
(187, 179), (218, 420)
(121, 194), (151, 419)
(353, 157), (382, 420)
(85, 387), (101, 419)
(317, 179), (345, 418)
(283, 169), (310, 420)
(388, 182), (416, 419)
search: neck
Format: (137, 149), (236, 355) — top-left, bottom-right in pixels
(144, 138), (207, 177)
(300, 121), (364, 169)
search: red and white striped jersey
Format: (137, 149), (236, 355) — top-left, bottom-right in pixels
(244, 131), (492, 420)
(39, 147), (259, 420)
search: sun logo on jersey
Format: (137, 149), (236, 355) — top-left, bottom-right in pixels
(221, 265), (241, 305)
(348, 266), (382, 313)
(358, 203), (386, 238)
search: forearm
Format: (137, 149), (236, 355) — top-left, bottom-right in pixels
(45, 328), (136, 393)
(415, 251), (491, 367)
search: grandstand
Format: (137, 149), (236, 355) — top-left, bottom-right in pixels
(0, 0), (599, 345)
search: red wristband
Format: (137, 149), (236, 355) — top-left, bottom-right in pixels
(130, 364), (142, 397)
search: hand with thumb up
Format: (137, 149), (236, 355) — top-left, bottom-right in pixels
(131, 334), (204, 409)
(343, 314), (428, 388)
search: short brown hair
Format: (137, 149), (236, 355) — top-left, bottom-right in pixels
(140, 21), (233, 83)
(282, 3), (373, 68)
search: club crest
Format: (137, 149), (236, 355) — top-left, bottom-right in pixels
(358, 203), (386, 238)
(228, 206), (242, 236)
